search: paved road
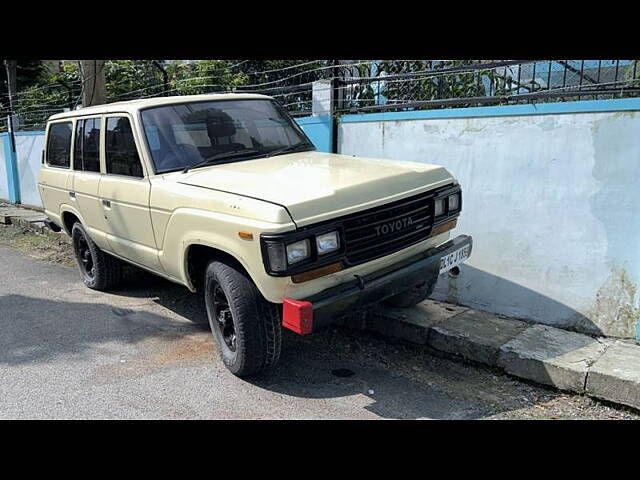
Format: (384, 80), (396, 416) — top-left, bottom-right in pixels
(0, 245), (635, 419)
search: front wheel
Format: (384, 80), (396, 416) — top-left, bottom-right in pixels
(204, 260), (282, 377)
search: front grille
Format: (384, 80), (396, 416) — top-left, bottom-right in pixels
(342, 191), (434, 266)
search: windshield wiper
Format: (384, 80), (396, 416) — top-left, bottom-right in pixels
(264, 142), (315, 158)
(182, 149), (262, 173)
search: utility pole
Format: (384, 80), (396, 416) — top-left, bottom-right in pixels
(4, 59), (17, 150)
(81, 60), (106, 107)
(4, 60), (17, 111)
(330, 60), (343, 154)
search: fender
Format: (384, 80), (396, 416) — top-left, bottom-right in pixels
(158, 207), (295, 302)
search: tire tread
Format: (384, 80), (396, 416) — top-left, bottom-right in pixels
(206, 261), (282, 377)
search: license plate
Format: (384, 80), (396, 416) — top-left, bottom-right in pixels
(439, 245), (470, 274)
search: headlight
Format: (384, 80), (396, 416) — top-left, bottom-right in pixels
(434, 198), (445, 217)
(286, 239), (310, 264)
(316, 231), (340, 255)
(448, 193), (460, 211)
(266, 243), (287, 272)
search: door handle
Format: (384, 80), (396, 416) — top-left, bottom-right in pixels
(102, 199), (111, 208)
(69, 191), (76, 199)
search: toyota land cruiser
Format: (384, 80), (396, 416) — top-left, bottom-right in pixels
(38, 94), (472, 376)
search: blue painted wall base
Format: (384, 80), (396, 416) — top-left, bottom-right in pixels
(294, 115), (333, 153)
(1, 132), (21, 203)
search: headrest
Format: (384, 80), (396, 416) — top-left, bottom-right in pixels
(183, 108), (237, 138)
(206, 116), (236, 138)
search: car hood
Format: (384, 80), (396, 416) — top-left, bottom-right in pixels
(172, 151), (455, 226)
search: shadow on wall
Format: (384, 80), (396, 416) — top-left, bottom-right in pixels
(432, 264), (607, 337)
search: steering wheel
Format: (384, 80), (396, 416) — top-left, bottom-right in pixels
(157, 143), (202, 170)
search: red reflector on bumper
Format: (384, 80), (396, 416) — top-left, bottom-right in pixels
(282, 297), (313, 335)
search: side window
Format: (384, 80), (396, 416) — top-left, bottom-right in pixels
(46, 122), (72, 168)
(105, 117), (144, 177)
(74, 118), (101, 172)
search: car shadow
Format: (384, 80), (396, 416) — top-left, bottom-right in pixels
(106, 266), (209, 324)
(0, 293), (209, 367)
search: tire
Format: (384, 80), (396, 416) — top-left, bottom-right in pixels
(204, 260), (282, 377)
(384, 280), (436, 308)
(71, 222), (123, 291)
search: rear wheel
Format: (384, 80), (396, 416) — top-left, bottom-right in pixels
(204, 260), (281, 377)
(384, 280), (436, 308)
(71, 222), (123, 290)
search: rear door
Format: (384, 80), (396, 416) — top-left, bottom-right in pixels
(98, 114), (161, 271)
(39, 121), (74, 224)
(70, 116), (111, 250)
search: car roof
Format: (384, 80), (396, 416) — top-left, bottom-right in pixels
(47, 93), (273, 121)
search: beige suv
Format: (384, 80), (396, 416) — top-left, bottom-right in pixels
(38, 94), (472, 376)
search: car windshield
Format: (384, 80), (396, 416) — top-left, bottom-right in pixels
(140, 99), (315, 173)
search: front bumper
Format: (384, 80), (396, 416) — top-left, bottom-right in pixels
(282, 234), (472, 333)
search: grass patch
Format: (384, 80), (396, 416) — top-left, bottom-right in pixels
(0, 223), (75, 267)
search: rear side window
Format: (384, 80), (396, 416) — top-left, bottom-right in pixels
(46, 122), (72, 168)
(105, 117), (143, 177)
(74, 118), (101, 172)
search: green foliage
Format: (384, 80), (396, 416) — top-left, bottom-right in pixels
(165, 60), (250, 96)
(1, 60), (49, 112)
(11, 62), (80, 119)
(105, 60), (162, 100)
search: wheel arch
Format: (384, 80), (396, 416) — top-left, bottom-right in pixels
(59, 205), (86, 235)
(184, 242), (253, 294)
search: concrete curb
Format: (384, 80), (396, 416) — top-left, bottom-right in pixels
(0, 204), (48, 233)
(367, 300), (640, 411)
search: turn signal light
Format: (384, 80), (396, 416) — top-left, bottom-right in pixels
(431, 218), (457, 236)
(291, 262), (343, 283)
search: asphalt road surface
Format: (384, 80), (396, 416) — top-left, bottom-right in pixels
(0, 245), (636, 420)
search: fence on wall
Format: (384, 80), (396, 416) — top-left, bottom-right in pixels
(333, 60), (640, 113)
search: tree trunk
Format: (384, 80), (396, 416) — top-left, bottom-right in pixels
(81, 60), (106, 107)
